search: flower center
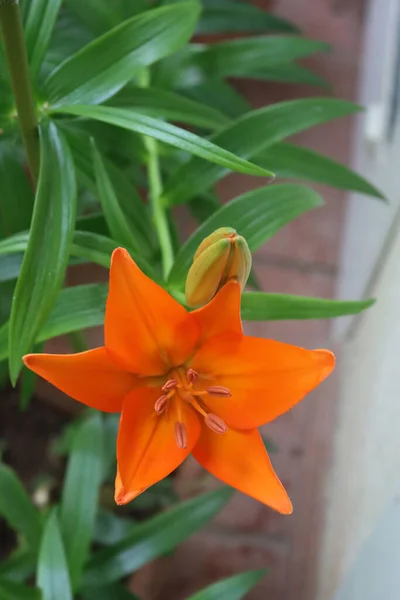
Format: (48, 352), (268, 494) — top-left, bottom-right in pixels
(154, 368), (230, 448)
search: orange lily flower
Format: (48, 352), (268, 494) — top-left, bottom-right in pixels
(24, 248), (334, 514)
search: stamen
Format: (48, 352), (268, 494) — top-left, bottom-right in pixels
(187, 368), (198, 384)
(162, 378), (178, 392)
(205, 413), (228, 434)
(174, 421), (187, 449)
(207, 385), (231, 397)
(154, 394), (169, 415)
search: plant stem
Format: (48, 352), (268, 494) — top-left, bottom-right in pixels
(145, 135), (174, 277)
(0, 0), (40, 183)
(139, 69), (174, 278)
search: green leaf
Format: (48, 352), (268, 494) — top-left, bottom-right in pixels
(60, 124), (154, 253)
(0, 579), (41, 600)
(8, 121), (77, 384)
(110, 85), (229, 130)
(91, 140), (148, 251)
(188, 191), (220, 223)
(37, 511), (72, 600)
(184, 80), (250, 118)
(241, 292), (375, 320)
(24, 0), (63, 78)
(242, 62), (330, 87)
(152, 39), (327, 88)
(0, 463), (42, 552)
(257, 142), (385, 199)
(194, 36), (329, 79)
(20, 342), (43, 410)
(64, 0), (121, 35)
(82, 584), (139, 600)
(0, 549), (35, 583)
(83, 487), (234, 587)
(0, 254), (23, 283)
(55, 105), (274, 177)
(187, 569), (267, 600)
(0, 144), (34, 237)
(163, 98), (360, 206)
(93, 509), (135, 547)
(60, 413), (103, 590)
(0, 229), (158, 281)
(72, 231), (158, 279)
(44, 2), (201, 106)
(197, 0), (297, 34)
(0, 283), (107, 362)
(168, 183), (323, 286)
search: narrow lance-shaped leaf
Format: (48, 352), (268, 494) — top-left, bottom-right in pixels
(0, 230), (158, 281)
(0, 283), (106, 362)
(0, 463), (42, 553)
(168, 183), (323, 286)
(163, 98), (361, 206)
(37, 511), (72, 600)
(109, 85), (229, 130)
(60, 413), (103, 590)
(257, 142), (385, 199)
(23, 0), (63, 78)
(0, 578), (42, 600)
(0, 143), (34, 237)
(241, 292), (375, 321)
(193, 36), (329, 79)
(59, 124), (154, 254)
(0, 548), (36, 583)
(187, 569), (268, 600)
(8, 121), (77, 384)
(53, 104), (274, 177)
(82, 487), (234, 587)
(197, 0), (297, 34)
(45, 2), (201, 106)
(91, 140), (141, 249)
(82, 584), (139, 600)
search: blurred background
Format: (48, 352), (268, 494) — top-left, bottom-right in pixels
(2, 0), (399, 599)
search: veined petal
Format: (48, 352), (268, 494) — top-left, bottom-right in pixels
(23, 347), (136, 412)
(117, 387), (201, 495)
(105, 248), (199, 375)
(192, 281), (242, 340)
(190, 333), (335, 429)
(193, 426), (292, 514)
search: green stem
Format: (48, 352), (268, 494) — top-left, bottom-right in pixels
(0, 0), (39, 183)
(139, 69), (174, 278)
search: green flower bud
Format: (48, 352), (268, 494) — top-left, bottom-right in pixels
(185, 227), (252, 308)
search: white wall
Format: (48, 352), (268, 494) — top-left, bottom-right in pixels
(317, 1), (400, 597)
(317, 226), (400, 599)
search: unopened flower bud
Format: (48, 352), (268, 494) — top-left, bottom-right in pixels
(185, 227), (252, 308)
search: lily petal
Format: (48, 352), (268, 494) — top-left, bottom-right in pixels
(114, 470), (145, 505)
(23, 347), (136, 412)
(191, 333), (335, 429)
(117, 387), (201, 494)
(105, 248), (199, 375)
(193, 426), (292, 514)
(192, 281), (242, 340)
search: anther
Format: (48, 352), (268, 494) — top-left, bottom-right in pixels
(206, 385), (231, 397)
(205, 413), (228, 434)
(154, 395), (169, 415)
(162, 379), (178, 392)
(174, 422), (187, 449)
(187, 368), (198, 384)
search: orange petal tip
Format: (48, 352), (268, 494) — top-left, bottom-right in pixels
(314, 349), (336, 382)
